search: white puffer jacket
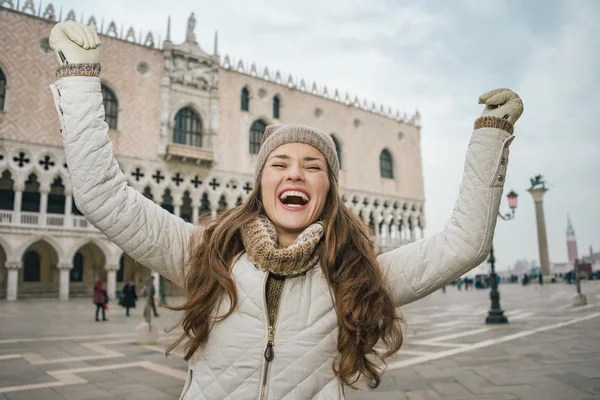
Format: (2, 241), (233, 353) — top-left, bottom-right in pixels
(51, 77), (514, 400)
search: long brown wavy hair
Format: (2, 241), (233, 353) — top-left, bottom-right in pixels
(166, 169), (404, 388)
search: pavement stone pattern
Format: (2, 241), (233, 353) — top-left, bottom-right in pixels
(1, 282), (599, 400)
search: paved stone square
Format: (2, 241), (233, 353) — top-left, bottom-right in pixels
(1, 282), (599, 399)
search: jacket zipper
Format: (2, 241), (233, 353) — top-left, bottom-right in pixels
(259, 274), (286, 400)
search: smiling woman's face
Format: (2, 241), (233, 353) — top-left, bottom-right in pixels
(260, 143), (330, 247)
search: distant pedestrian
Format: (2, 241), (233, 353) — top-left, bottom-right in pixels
(93, 279), (108, 322)
(143, 276), (159, 318)
(120, 281), (137, 316)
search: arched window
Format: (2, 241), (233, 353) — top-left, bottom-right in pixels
(273, 95), (280, 119)
(22, 173), (40, 212)
(0, 170), (15, 210)
(249, 119), (267, 154)
(23, 250), (41, 282)
(71, 252), (83, 282)
(0, 67), (6, 111)
(330, 134), (342, 169)
(380, 149), (394, 179)
(101, 84), (118, 130)
(173, 107), (203, 147)
(241, 87), (250, 111)
(47, 177), (65, 214)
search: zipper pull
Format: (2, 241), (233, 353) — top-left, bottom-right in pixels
(264, 325), (274, 361)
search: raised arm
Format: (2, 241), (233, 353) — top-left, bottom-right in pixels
(377, 89), (523, 307)
(49, 21), (195, 286)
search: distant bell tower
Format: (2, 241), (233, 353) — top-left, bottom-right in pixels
(566, 214), (578, 266)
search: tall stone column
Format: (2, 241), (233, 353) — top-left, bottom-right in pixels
(13, 185), (23, 224)
(57, 262), (73, 300)
(64, 192), (73, 228)
(528, 187), (551, 280)
(105, 264), (119, 300)
(39, 189), (49, 226)
(5, 261), (22, 301)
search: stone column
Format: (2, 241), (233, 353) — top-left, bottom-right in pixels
(13, 185), (23, 224)
(152, 271), (160, 301)
(528, 187), (552, 281)
(192, 199), (200, 223)
(105, 264), (119, 300)
(173, 197), (182, 218)
(57, 262), (73, 300)
(39, 189), (49, 226)
(5, 261), (22, 301)
(64, 192), (73, 228)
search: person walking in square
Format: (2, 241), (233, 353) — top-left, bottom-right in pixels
(120, 280), (137, 317)
(93, 279), (108, 322)
(49, 21), (522, 400)
(144, 276), (160, 318)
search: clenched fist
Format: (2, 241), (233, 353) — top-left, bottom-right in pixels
(478, 88), (523, 125)
(49, 20), (101, 65)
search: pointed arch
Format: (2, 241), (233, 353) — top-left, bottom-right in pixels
(273, 95), (280, 119)
(249, 119), (267, 154)
(173, 107), (203, 147)
(379, 148), (394, 179)
(241, 87), (250, 111)
(101, 84), (119, 130)
(0, 169), (15, 210)
(330, 134), (342, 169)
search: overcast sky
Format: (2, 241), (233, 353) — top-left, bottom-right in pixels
(50, 0), (599, 271)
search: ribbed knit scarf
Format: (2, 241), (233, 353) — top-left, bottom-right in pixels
(240, 215), (324, 276)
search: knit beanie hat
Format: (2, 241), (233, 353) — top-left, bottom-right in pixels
(255, 124), (339, 181)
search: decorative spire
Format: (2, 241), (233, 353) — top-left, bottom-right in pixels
(213, 30), (218, 55)
(166, 15), (171, 42)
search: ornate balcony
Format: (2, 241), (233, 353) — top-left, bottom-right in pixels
(0, 210), (97, 231)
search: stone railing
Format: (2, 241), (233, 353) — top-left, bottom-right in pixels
(0, 210), (97, 231)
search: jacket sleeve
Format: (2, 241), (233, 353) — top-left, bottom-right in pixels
(377, 119), (515, 307)
(50, 75), (195, 287)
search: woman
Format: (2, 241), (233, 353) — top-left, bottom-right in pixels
(120, 281), (138, 317)
(93, 279), (108, 322)
(49, 21), (522, 400)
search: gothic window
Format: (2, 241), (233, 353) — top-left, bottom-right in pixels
(101, 84), (118, 130)
(330, 134), (342, 169)
(241, 87), (250, 111)
(173, 107), (203, 147)
(273, 95), (280, 119)
(0, 170), (15, 210)
(161, 188), (174, 214)
(21, 173), (41, 212)
(380, 149), (394, 179)
(180, 191), (193, 222)
(23, 250), (41, 282)
(47, 177), (65, 214)
(71, 252), (84, 282)
(249, 119), (267, 154)
(0, 67), (6, 111)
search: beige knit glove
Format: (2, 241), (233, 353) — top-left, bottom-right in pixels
(478, 88), (524, 125)
(49, 20), (101, 65)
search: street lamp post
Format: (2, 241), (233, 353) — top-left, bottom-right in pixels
(486, 189), (518, 325)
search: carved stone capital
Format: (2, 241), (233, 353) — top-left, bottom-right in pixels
(5, 261), (23, 269)
(56, 262), (73, 270)
(104, 264), (120, 272)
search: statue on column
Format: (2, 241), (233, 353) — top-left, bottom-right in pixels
(186, 12), (197, 43)
(529, 174), (546, 189)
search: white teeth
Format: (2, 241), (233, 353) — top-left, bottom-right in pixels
(279, 190), (310, 202)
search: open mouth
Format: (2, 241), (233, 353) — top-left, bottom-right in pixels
(278, 190), (310, 209)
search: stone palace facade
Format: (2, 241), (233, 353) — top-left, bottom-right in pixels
(0, 1), (425, 300)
